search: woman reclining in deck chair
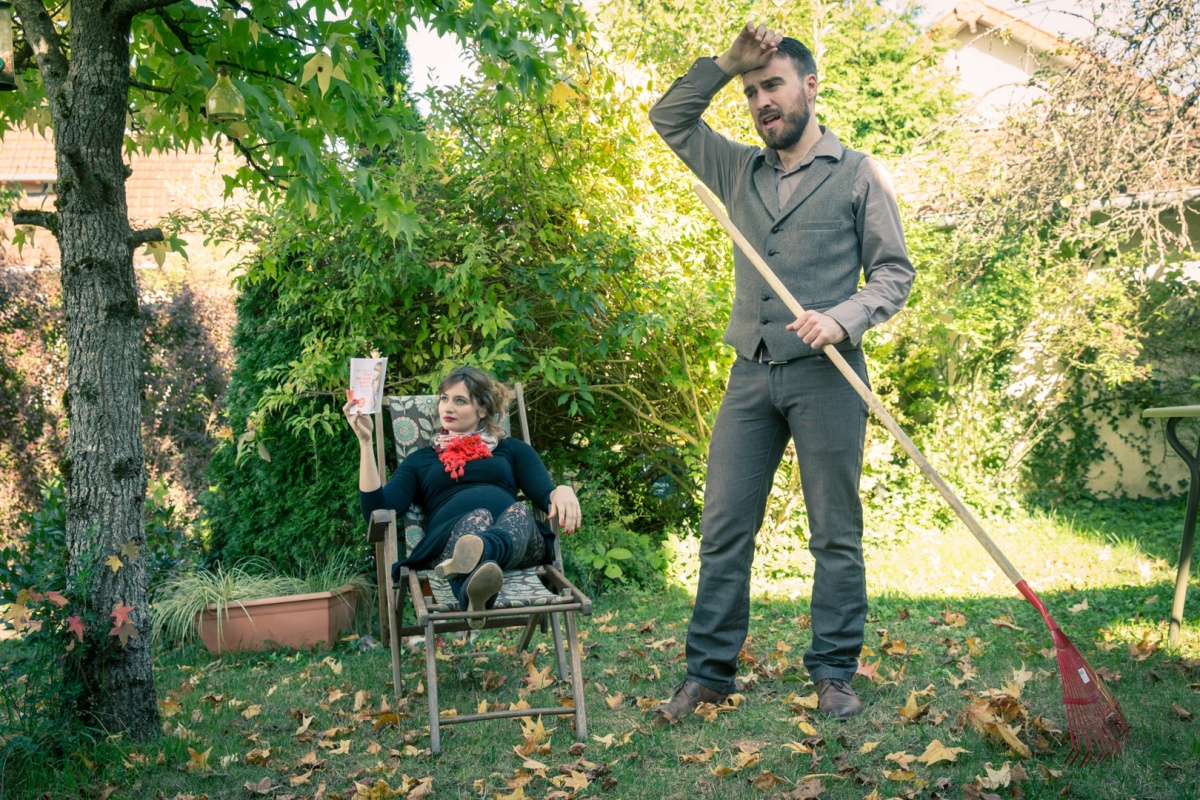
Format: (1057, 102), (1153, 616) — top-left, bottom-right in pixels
(344, 366), (581, 626)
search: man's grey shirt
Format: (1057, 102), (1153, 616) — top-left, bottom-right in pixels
(649, 57), (914, 349)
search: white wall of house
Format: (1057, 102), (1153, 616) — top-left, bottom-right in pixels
(933, 2), (1198, 498)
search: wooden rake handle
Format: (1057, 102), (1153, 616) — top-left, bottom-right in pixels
(692, 181), (1025, 586)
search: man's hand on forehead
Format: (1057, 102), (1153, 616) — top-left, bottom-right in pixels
(717, 21), (784, 77)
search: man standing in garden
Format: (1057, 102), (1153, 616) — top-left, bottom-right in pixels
(649, 22), (914, 721)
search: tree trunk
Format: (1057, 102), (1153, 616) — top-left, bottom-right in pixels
(49, 1), (158, 738)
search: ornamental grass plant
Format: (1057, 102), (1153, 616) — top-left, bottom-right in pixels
(150, 553), (372, 649)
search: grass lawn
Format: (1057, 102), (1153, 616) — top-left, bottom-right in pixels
(2, 497), (1198, 799)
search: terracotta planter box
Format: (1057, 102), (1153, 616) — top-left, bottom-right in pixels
(195, 584), (358, 654)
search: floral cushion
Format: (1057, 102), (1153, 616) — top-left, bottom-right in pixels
(420, 567), (573, 613)
(384, 396), (569, 613)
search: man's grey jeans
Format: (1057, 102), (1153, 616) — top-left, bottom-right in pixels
(686, 351), (869, 693)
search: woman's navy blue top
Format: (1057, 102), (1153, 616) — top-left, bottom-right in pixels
(360, 437), (557, 572)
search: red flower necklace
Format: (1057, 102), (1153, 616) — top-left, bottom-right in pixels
(435, 432), (493, 479)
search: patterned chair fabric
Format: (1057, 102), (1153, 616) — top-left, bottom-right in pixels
(386, 395), (569, 610)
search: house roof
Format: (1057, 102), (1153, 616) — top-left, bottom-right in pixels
(929, 1), (1077, 57)
(2, 127), (244, 269)
(0, 127), (234, 223)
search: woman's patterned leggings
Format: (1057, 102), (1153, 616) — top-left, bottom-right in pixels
(436, 502), (545, 570)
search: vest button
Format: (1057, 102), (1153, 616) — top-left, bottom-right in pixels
(762, 294), (770, 301)
(770, 226), (780, 234)
(767, 249), (778, 256)
(760, 317), (769, 324)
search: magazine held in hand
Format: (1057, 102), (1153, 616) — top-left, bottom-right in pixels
(349, 357), (387, 415)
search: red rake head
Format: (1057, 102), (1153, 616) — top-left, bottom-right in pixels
(1052, 628), (1130, 765)
(1016, 580), (1130, 765)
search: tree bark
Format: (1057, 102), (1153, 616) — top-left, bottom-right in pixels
(17, 0), (160, 737)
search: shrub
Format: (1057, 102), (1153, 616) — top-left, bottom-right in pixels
(201, 278), (362, 572)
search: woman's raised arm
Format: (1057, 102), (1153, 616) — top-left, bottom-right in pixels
(343, 391), (382, 493)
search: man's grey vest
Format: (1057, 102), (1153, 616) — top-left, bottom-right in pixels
(726, 146), (866, 362)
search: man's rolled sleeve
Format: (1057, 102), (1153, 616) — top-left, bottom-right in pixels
(649, 58), (756, 204)
(825, 157), (915, 346)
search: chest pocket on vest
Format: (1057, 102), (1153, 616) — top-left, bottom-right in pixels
(790, 220), (849, 231)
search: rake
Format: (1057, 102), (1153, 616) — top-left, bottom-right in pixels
(693, 182), (1130, 764)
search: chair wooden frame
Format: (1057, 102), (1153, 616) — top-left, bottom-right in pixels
(366, 384), (592, 753)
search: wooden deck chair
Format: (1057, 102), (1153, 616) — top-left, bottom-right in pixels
(365, 384), (592, 753)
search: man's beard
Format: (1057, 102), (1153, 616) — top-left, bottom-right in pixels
(757, 104), (811, 152)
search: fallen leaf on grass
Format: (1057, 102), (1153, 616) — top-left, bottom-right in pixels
(750, 770), (782, 790)
(244, 777), (275, 795)
(885, 751), (916, 770)
(1096, 666), (1121, 683)
(985, 723), (1031, 758)
(855, 660), (881, 681)
(978, 761), (1017, 789)
(290, 771), (313, 787)
(895, 692), (930, 723)
(185, 747), (211, 773)
(351, 779), (402, 799)
(1069, 599), (1088, 613)
(941, 610), (967, 627)
(1173, 703), (1193, 721)
(605, 692), (624, 709)
(990, 615), (1023, 630)
(680, 747), (719, 763)
(916, 739), (969, 765)
(792, 692), (820, 710)
(407, 778), (434, 800)
(242, 704), (261, 719)
(858, 741), (879, 754)
(244, 747), (271, 766)
(781, 777), (824, 799)
(1129, 633), (1162, 661)
(523, 663), (555, 691)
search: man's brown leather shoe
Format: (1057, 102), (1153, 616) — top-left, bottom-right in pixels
(815, 678), (862, 719)
(651, 680), (728, 725)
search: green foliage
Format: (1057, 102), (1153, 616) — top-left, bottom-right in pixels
(0, 479), (196, 608)
(202, 1), (965, 575)
(0, 557), (136, 796)
(0, 482), (67, 606)
(2, 0), (588, 239)
(598, 0), (958, 157)
(563, 473), (666, 592)
(201, 278), (362, 572)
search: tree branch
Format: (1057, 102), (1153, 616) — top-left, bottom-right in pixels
(129, 79), (173, 96)
(219, 0), (308, 46)
(13, 209), (59, 233)
(10, 0), (69, 96)
(111, 0), (183, 22)
(154, 8), (208, 55)
(231, 137), (283, 187)
(129, 227), (164, 246)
